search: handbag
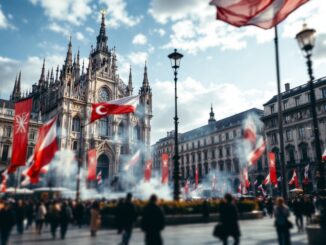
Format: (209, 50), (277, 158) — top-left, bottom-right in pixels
(213, 224), (224, 239)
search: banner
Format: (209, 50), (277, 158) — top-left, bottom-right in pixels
(268, 152), (277, 185)
(9, 98), (33, 173)
(144, 159), (152, 182)
(87, 149), (97, 181)
(161, 153), (169, 184)
(195, 166), (199, 187)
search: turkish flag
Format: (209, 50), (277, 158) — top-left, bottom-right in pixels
(26, 116), (58, 184)
(268, 152), (277, 185)
(144, 159), (152, 182)
(161, 153), (169, 184)
(243, 116), (257, 147)
(90, 95), (139, 123)
(289, 169), (299, 188)
(263, 173), (270, 185)
(195, 166), (199, 187)
(8, 98), (33, 173)
(247, 137), (266, 165)
(210, 0), (308, 29)
(87, 149), (97, 181)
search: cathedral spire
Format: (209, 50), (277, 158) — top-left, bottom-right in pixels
(11, 72), (21, 101)
(17, 71), (21, 95)
(40, 58), (46, 82)
(127, 65), (133, 95)
(96, 10), (108, 52)
(65, 36), (73, 66)
(82, 60), (85, 75)
(55, 65), (59, 81)
(50, 68), (54, 83)
(208, 104), (216, 125)
(142, 61), (149, 87)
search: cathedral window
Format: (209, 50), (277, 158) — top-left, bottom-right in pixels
(6, 126), (12, 137)
(99, 117), (109, 137)
(72, 116), (81, 132)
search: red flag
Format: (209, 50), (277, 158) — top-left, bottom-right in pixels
(87, 149), (97, 181)
(237, 183), (242, 194)
(243, 116), (257, 147)
(90, 95), (139, 123)
(144, 159), (152, 182)
(161, 153), (169, 184)
(268, 152), (277, 185)
(258, 184), (266, 196)
(1, 170), (8, 193)
(195, 166), (199, 187)
(322, 149), (326, 161)
(210, 0), (308, 30)
(26, 116), (58, 184)
(303, 164), (309, 185)
(247, 137), (266, 165)
(124, 150), (141, 171)
(8, 98), (33, 173)
(289, 169), (299, 188)
(243, 167), (250, 188)
(263, 173), (270, 185)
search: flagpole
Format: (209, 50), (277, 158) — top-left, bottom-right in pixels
(76, 124), (84, 201)
(274, 25), (288, 201)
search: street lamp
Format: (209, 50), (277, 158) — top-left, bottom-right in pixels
(296, 23), (324, 192)
(168, 49), (183, 201)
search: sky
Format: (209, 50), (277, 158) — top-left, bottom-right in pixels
(0, 0), (325, 144)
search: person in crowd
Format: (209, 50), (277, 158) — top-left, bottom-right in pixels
(274, 197), (291, 245)
(219, 193), (241, 245)
(25, 199), (34, 230)
(90, 201), (101, 237)
(202, 200), (210, 222)
(35, 201), (47, 234)
(141, 194), (165, 245)
(117, 193), (137, 245)
(48, 201), (61, 239)
(292, 196), (304, 232)
(15, 200), (25, 234)
(59, 201), (72, 239)
(0, 201), (16, 245)
(304, 196), (315, 225)
(75, 201), (85, 228)
(266, 197), (274, 218)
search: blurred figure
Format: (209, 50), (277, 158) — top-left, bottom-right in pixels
(219, 193), (240, 245)
(304, 196), (315, 225)
(75, 201), (85, 228)
(59, 201), (72, 239)
(117, 193), (137, 245)
(48, 202), (61, 239)
(292, 197), (304, 232)
(0, 201), (16, 245)
(202, 200), (210, 222)
(35, 202), (47, 234)
(274, 197), (291, 245)
(25, 199), (34, 230)
(15, 200), (25, 234)
(266, 197), (274, 218)
(141, 194), (165, 245)
(90, 201), (101, 237)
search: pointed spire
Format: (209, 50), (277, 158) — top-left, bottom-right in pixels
(208, 104), (216, 125)
(82, 60), (85, 75)
(50, 68), (54, 83)
(77, 49), (80, 66)
(143, 61), (149, 87)
(55, 65), (59, 81)
(96, 10), (108, 52)
(39, 58), (46, 82)
(127, 65), (133, 95)
(65, 36), (73, 66)
(46, 70), (50, 82)
(17, 71), (21, 94)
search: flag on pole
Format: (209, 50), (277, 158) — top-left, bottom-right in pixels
(144, 159), (152, 182)
(247, 137), (266, 165)
(26, 116), (58, 184)
(195, 166), (199, 188)
(243, 116), (257, 147)
(243, 167), (250, 188)
(161, 153), (169, 184)
(303, 164), (309, 185)
(184, 179), (189, 195)
(268, 152), (278, 185)
(289, 169), (299, 188)
(97, 171), (102, 185)
(210, 0), (309, 29)
(90, 95), (139, 123)
(0, 170), (8, 193)
(124, 150), (141, 171)
(258, 184), (266, 196)
(8, 98), (33, 173)
(87, 149), (97, 181)
(254, 179), (258, 185)
(263, 174), (270, 185)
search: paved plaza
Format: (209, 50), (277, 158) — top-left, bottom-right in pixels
(9, 217), (308, 245)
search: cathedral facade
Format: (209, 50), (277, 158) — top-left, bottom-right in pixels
(0, 13), (152, 182)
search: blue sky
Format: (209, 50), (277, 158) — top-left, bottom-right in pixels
(0, 0), (325, 143)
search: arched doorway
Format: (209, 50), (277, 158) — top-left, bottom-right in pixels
(97, 154), (110, 181)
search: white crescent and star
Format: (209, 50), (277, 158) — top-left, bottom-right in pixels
(95, 105), (107, 115)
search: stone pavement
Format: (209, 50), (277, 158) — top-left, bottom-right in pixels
(9, 217), (308, 245)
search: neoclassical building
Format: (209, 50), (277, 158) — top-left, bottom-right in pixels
(0, 13), (152, 183)
(262, 77), (326, 190)
(152, 107), (267, 191)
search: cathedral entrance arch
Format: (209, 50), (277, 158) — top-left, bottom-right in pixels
(97, 154), (110, 180)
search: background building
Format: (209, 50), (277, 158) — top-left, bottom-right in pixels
(0, 13), (152, 185)
(262, 77), (326, 191)
(152, 107), (267, 192)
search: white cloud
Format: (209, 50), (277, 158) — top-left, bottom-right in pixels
(29, 0), (92, 25)
(153, 28), (166, 37)
(99, 0), (142, 28)
(151, 77), (275, 143)
(76, 32), (85, 41)
(85, 26), (94, 33)
(132, 33), (148, 45)
(128, 52), (148, 66)
(48, 22), (70, 38)
(0, 5), (15, 29)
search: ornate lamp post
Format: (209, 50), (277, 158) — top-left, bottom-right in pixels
(296, 23), (324, 192)
(168, 49), (183, 201)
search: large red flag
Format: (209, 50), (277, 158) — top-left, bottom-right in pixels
(195, 166), (199, 188)
(161, 153), (169, 184)
(90, 95), (139, 123)
(87, 149), (97, 181)
(144, 159), (152, 182)
(8, 98), (33, 173)
(289, 169), (299, 188)
(123, 150), (141, 171)
(210, 0), (308, 29)
(268, 152), (277, 185)
(243, 116), (257, 147)
(247, 137), (266, 165)
(26, 116), (58, 183)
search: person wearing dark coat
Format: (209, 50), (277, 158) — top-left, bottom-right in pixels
(48, 202), (61, 239)
(59, 201), (72, 239)
(292, 197), (304, 232)
(141, 194), (165, 245)
(274, 197), (291, 245)
(117, 193), (137, 245)
(0, 201), (16, 245)
(15, 200), (25, 234)
(304, 196), (315, 225)
(75, 202), (85, 228)
(25, 200), (34, 230)
(266, 197), (274, 218)
(219, 193), (241, 245)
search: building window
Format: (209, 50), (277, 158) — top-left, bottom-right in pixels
(322, 88), (326, 98)
(233, 130), (237, 138)
(307, 92), (311, 102)
(298, 127), (305, 139)
(204, 138), (207, 146)
(219, 148), (223, 157)
(226, 147), (230, 156)
(198, 152), (201, 161)
(192, 142), (195, 149)
(197, 140), (200, 148)
(295, 96), (301, 106)
(270, 105), (275, 113)
(186, 154), (189, 163)
(1, 145), (9, 162)
(271, 118), (276, 127)
(219, 134), (222, 142)
(72, 116), (81, 132)
(271, 133), (278, 144)
(286, 129), (292, 141)
(225, 132), (229, 141)
(204, 150), (208, 160)
(211, 136), (214, 144)
(6, 126), (12, 137)
(283, 100), (288, 110)
(99, 117), (109, 136)
(29, 130), (36, 140)
(211, 149), (215, 159)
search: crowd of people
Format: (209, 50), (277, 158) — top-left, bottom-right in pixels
(0, 193), (322, 245)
